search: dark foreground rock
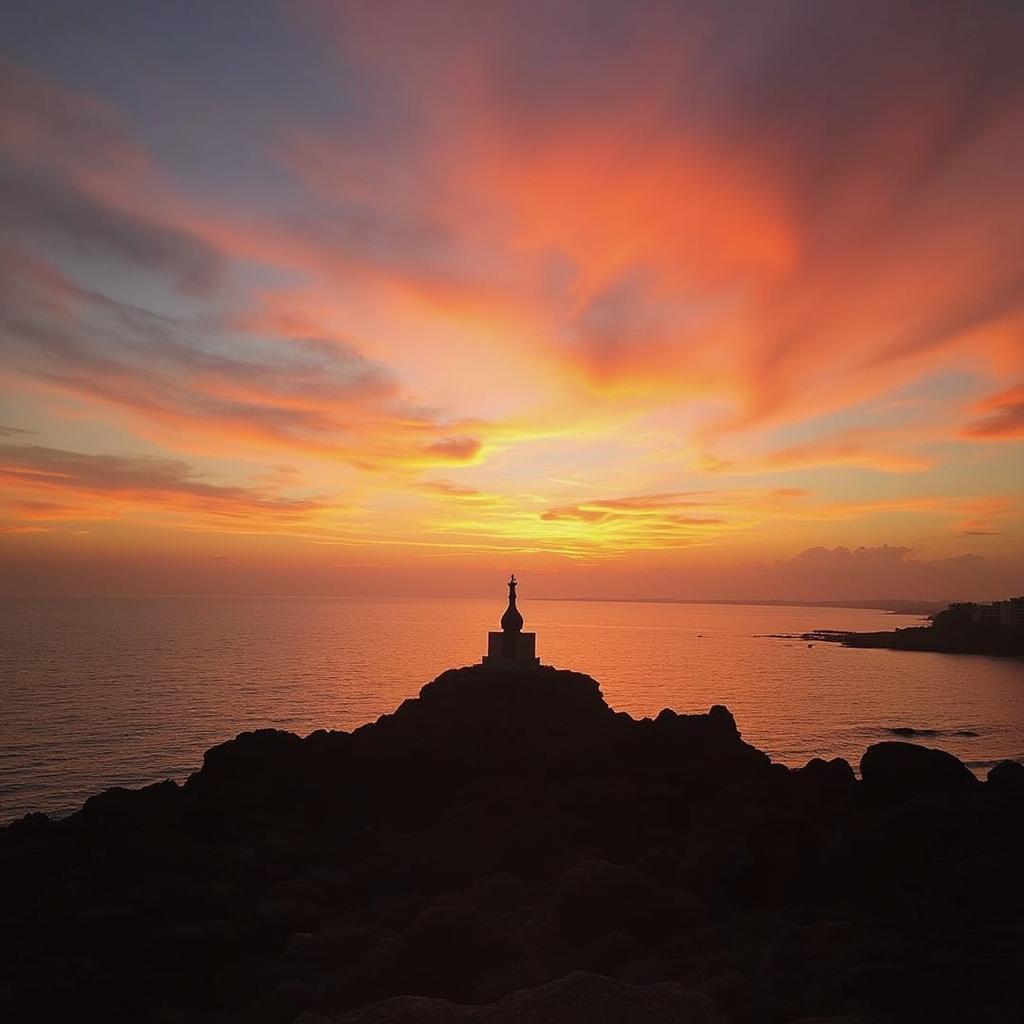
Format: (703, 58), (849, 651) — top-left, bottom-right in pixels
(2, 664), (1023, 1024)
(988, 759), (1024, 789)
(310, 970), (727, 1024)
(859, 741), (978, 796)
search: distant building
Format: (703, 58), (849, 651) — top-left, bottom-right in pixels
(976, 603), (1002, 627)
(997, 596), (1024, 629)
(482, 574), (540, 668)
(949, 596), (1024, 629)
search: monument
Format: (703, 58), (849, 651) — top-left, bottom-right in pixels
(482, 574), (540, 668)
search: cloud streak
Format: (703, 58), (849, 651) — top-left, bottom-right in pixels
(0, 442), (328, 531)
(962, 385), (1024, 440)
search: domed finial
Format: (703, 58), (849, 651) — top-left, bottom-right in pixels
(501, 573), (524, 632)
(482, 573), (539, 667)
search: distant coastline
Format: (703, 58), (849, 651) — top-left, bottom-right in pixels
(806, 626), (1024, 658)
(805, 600), (1024, 658)
(536, 596), (942, 616)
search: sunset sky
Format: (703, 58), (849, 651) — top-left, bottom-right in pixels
(1, 1), (1022, 600)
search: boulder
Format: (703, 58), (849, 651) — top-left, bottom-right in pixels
(794, 757), (857, 793)
(987, 760), (1024, 788)
(199, 728), (306, 781)
(859, 742), (976, 796)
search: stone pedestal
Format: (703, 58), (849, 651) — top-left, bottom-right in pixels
(483, 630), (539, 668)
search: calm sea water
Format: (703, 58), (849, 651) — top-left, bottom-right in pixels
(2, 596), (1022, 823)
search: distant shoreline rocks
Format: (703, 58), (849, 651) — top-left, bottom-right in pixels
(803, 622), (1024, 658)
(884, 726), (980, 738)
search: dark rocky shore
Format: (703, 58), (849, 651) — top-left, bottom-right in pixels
(3, 665), (1023, 1024)
(805, 600), (1024, 658)
(805, 622), (1024, 657)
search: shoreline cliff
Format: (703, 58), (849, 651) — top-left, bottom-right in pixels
(805, 621), (1024, 658)
(805, 598), (1024, 658)
(3, 664), (1023, 1023)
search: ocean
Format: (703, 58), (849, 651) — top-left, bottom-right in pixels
(2, 596), (1022, 823)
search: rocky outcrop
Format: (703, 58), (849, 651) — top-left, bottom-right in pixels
(2, 664), (1023, 1024)
(318, 970), (728, 1023)
(988, 759), (1024, 788)
(859, 741), (978, 796)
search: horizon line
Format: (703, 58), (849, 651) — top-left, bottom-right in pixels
(0, 593), (960, 609)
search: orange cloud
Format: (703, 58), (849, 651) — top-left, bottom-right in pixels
(292, 1), (1024, 435)
(723, 429), (937, 475)
(416, 479), (485, 498)
(962, 384), (1024, 440)
(0, 443), (329, 534)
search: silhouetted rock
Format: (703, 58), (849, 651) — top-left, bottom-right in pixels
(81, 777), (180, 824)
(987, 759), (1024, 788)
(356, 665), (618, 769)
(795, 757), (857, 793)
(859, 741), (978, 796)
(2, 663), (1021, 1024)
(326, 970), (727, 1023)
(202, 727), (307, 779)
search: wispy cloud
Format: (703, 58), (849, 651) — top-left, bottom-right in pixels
(0, 442), (329, 532)
(962, 384), (1024, 440)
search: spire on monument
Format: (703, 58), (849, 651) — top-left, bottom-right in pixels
(483, 573), (539, 669)
(500, 573), (524, 633)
